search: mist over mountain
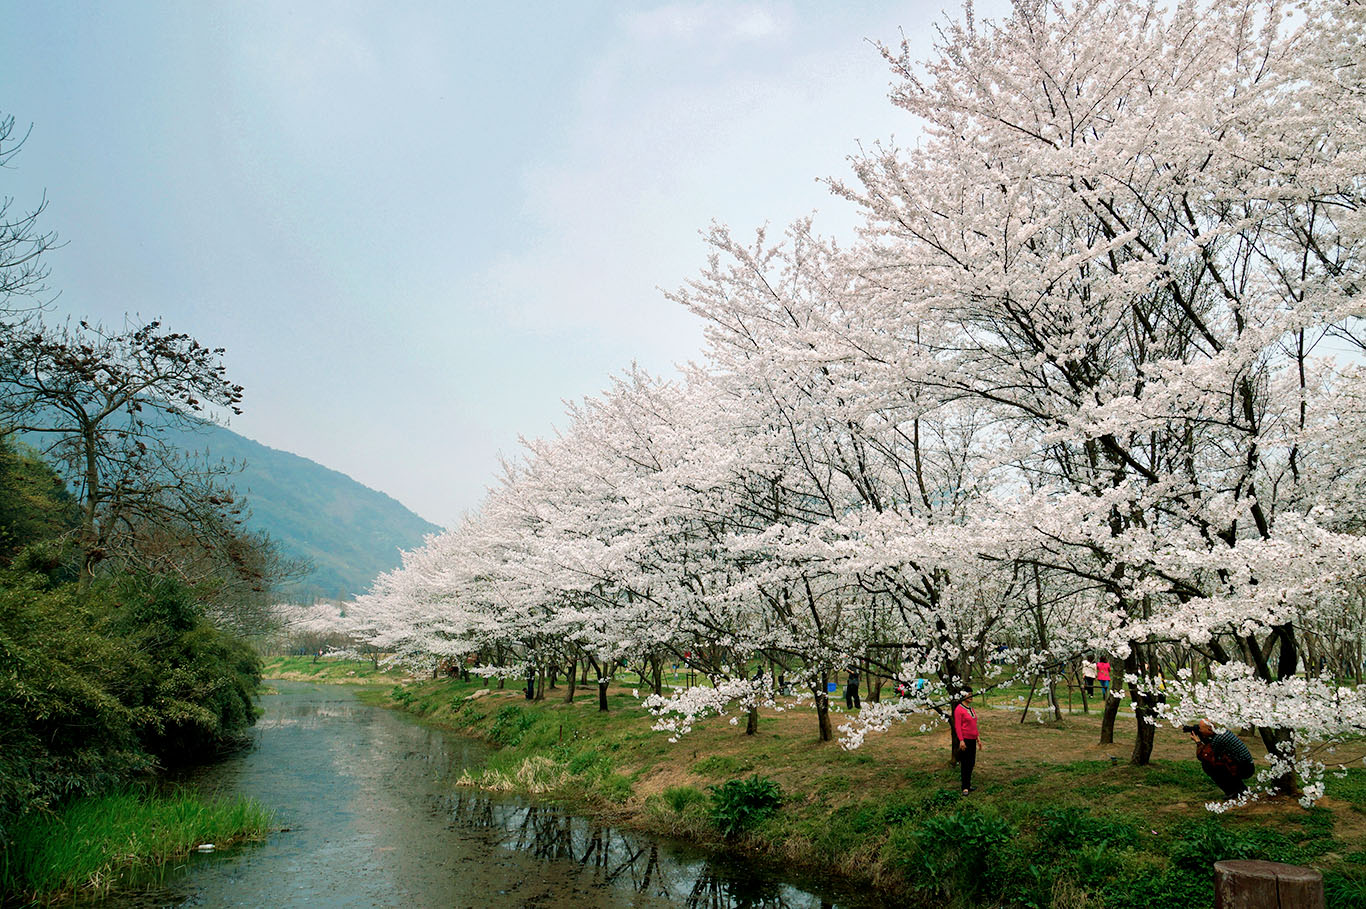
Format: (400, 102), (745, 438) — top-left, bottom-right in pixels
(17, 417), (442, 601)
(183, 423), (442, 601)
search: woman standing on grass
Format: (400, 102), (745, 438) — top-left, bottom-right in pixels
(954, 689), (980, 795)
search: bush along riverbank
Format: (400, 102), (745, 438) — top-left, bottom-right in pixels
(1, 788), (273, 903)
(352, 669), (1366, 908)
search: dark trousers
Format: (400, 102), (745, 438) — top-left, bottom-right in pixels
(1202, 758), (1254, 797)
(960, 738), (977, 791)
(1083, 676), (1094, 697)
(845, 684), (860, 709)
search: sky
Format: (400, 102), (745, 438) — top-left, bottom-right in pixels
(3, 1), (1014, 528)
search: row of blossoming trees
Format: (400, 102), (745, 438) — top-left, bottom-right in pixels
(333, 0), (1366, 803)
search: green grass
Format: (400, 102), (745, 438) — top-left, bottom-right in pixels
(260, 654), (404, 682)
(2, 788), (273, 900)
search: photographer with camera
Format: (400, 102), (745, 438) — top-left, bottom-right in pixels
(1185, 720), (1255, 798)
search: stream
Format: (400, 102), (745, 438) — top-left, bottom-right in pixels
(86, 680), (891, 908)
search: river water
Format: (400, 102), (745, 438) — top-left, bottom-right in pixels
(89, 681), (888, 908)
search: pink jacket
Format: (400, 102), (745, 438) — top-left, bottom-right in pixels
(954, 702), (979, 741)
(1096, 662), (1111, 682)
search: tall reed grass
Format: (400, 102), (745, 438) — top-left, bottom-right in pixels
(2, 788), (273, 901)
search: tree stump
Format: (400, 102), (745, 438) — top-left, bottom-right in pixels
(1214, 860), (1323, 909)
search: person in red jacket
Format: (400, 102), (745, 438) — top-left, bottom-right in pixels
(1095, 659), (1112, 698)
(954, 689), (981, 795)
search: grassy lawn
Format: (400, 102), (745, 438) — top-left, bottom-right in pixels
(364, 673), (1366, 908)
(2, 789), (273, 902)
(260, 654), (410, 683)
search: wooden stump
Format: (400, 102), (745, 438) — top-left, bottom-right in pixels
(1214, 860), (1323, 909)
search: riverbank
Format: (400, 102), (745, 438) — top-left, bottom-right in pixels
(1, 789), (272, 905)
(266, 658), (1366, 907)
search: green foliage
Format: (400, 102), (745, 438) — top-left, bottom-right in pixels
(663, 784), (707, 814)
(1, 787), (272, 898)
(897, 806), (1017, 904)
(708, 775), (783, 837)
(567, 748), (612, 778)
(0, 438), (78, 569)
(1324, 870), (1366, 909)
(1037, 806), (1141, 853)
(599, 773), (634, 804)
(1168, 818), (1262, 871)
(488, 705), (537, 746)
(0, 569), (261, 840)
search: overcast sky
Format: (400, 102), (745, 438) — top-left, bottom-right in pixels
(4, 1), (1012, 528)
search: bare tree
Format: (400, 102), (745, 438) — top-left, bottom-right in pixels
(0, 113), (59, 315)
(0, 317), (245, 582)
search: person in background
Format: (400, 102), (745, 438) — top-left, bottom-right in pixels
(1095, 658), (1112, 699)
(954, 689), (981, 795)
(1081, 657), (1096, 698)
(845, 666), (861, 710)
(1187, 720), (1255, 798)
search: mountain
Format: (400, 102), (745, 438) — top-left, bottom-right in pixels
(185, 423), (442, 601)
(19, 419), (442, 601)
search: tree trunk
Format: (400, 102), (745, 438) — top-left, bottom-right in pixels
(598, 677), (609, 712)
(564, 657), (577, 703)
(1100, 690), (1120, 745)
(1126, 651), (1156, 765)
(814, 673), (832, 742)
(745, 706), (759, 736)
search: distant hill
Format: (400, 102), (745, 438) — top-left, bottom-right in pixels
(19, 420), (441, 601)
(183, 423), (442, 601)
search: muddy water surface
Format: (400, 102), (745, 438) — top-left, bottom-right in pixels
(91, 681), (889, 908)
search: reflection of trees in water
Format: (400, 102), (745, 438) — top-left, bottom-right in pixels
(447, 792), (832, 909)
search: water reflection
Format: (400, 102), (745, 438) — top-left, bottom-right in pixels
(446, 792), (839, 909)
(80, 682), (879, 908)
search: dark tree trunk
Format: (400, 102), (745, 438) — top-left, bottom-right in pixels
(1126, 651), (1156, 765)
(745, 706), (759, 736)
(814, 673), (832, 742)
(1100, 690), (1120, 744)
(564, 657), (577, 703)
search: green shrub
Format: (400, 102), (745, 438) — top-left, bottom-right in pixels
(663, 785), (707, 814)
(0, 571), (260, 837)
(1038, 806), (1141, 853)
(898, 807), (1017, 904)
(487, 705), (537, 746)
(708, 775), (783, 837)
(1168, 818), (1260, 872)
(599, 773), (634, 804)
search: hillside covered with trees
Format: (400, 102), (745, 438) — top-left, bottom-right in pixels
(133, 420), (442, 602)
